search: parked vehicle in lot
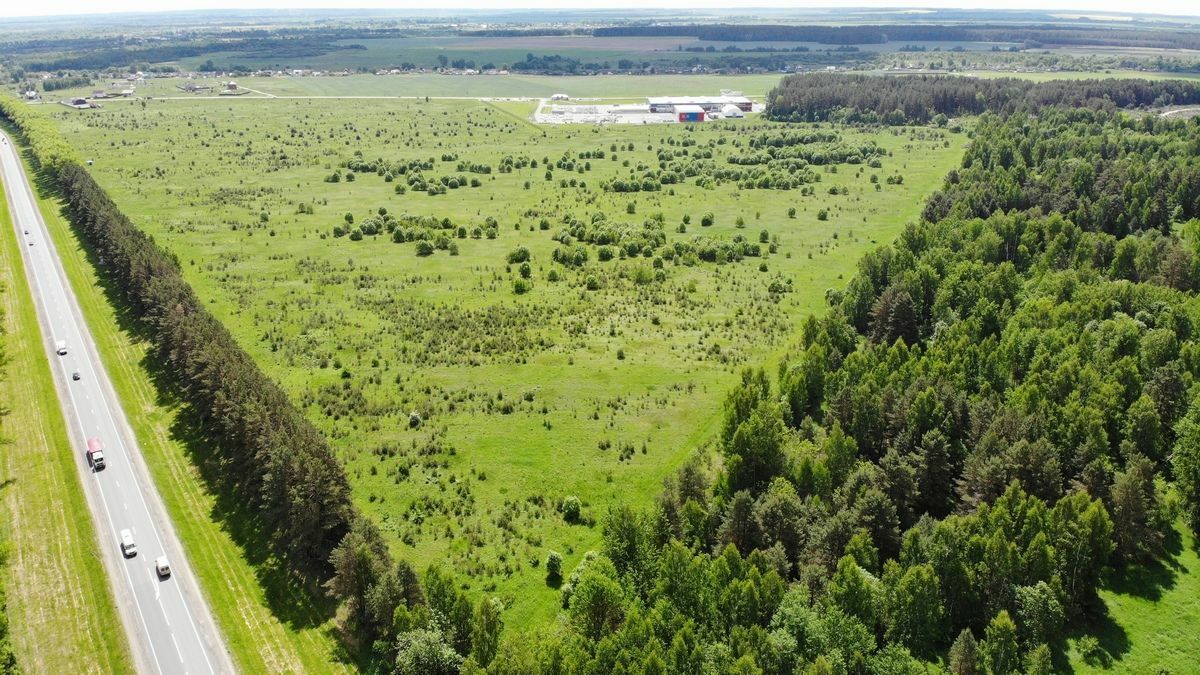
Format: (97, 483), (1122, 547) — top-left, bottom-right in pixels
(119, 529), (137, 557)
(155, 557), (171, 578)
(86, 437), (106, 470)
(55, 340), (67, 355)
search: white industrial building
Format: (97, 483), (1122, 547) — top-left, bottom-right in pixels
(647, 95), (753, 113)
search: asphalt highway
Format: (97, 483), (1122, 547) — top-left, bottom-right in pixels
(0, 130), (233, 674)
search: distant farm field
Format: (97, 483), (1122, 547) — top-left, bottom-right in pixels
(166, 34), (1009, 72)
(46, 95), (964, 628)
(65, 73), (785, 100)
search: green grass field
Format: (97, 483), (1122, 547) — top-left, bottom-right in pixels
(0, 170), (133, 673)
(1066, 521), (1200, 673)
(167, 33), (927, 72)
(45, 95), (965, 629)
(19, 143), (349, 672)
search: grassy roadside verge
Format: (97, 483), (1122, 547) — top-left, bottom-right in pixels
(12, 146), (348, 670)
(0, 174), (133, 673)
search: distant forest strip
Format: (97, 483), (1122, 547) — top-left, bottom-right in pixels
(21, 36), (367, 71)
(593, 23), (1200, 50)
(765, 74), (1200, 124)
(39, 76), (91, 92)
(1, 25), (413, 59)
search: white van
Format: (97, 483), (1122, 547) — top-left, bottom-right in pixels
(119, 529), (137, 557)
(55, 341), (68, 356)
(155, 557), (171, 578)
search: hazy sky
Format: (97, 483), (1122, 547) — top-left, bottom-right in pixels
(3, 0), (1200, 20)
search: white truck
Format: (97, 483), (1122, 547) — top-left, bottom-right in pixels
(55, 340), (67, 355)
(119, 529), (137, 557)
(86, 437), (106, 470)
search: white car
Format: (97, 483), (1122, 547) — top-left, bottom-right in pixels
(55, 341), (68, 355)
(155, 556), (171, 578)
(119, 529), (137, 557)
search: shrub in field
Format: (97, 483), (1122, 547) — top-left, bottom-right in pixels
(546, 551), (563, 586)
(506, 246), (530, 264)
(561, 496), (582, 523)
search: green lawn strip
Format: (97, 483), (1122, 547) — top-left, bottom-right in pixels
(15, 147), (349, 672)
(0, 173), (133, 673)
(1066, 520), (1200, 673)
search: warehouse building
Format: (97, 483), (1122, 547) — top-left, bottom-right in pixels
(647, 95), (753, 113)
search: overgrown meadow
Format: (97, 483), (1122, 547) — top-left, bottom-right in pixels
(49, 97), (963, 626)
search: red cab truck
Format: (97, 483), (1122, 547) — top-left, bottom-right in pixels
(86, 437), (106, 470)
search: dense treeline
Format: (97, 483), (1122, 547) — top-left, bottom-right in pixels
(22, 36), (364, 71)
(766, 73), (1200, 124)
(921, 111), (1200, 235)
(52, 169), (355, 576)
(464, 109), (1200, 671)
(595, 23), (1200, 50)
(40, 76), (92, 92)
(595, 24), (895, 44)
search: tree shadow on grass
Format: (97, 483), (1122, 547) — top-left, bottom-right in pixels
(18, 149), (360, 664)
(1049, 599), (1131, 673)
(1103, 526), (1184, 603)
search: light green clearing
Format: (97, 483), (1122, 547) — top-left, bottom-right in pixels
(48, 95), (965, 628)
(1067, 521), (1200, 673)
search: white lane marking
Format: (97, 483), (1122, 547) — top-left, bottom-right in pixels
(85, 444), (166, 675)
(2, 131), (218, 675)
(170, 632), (185, 664)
